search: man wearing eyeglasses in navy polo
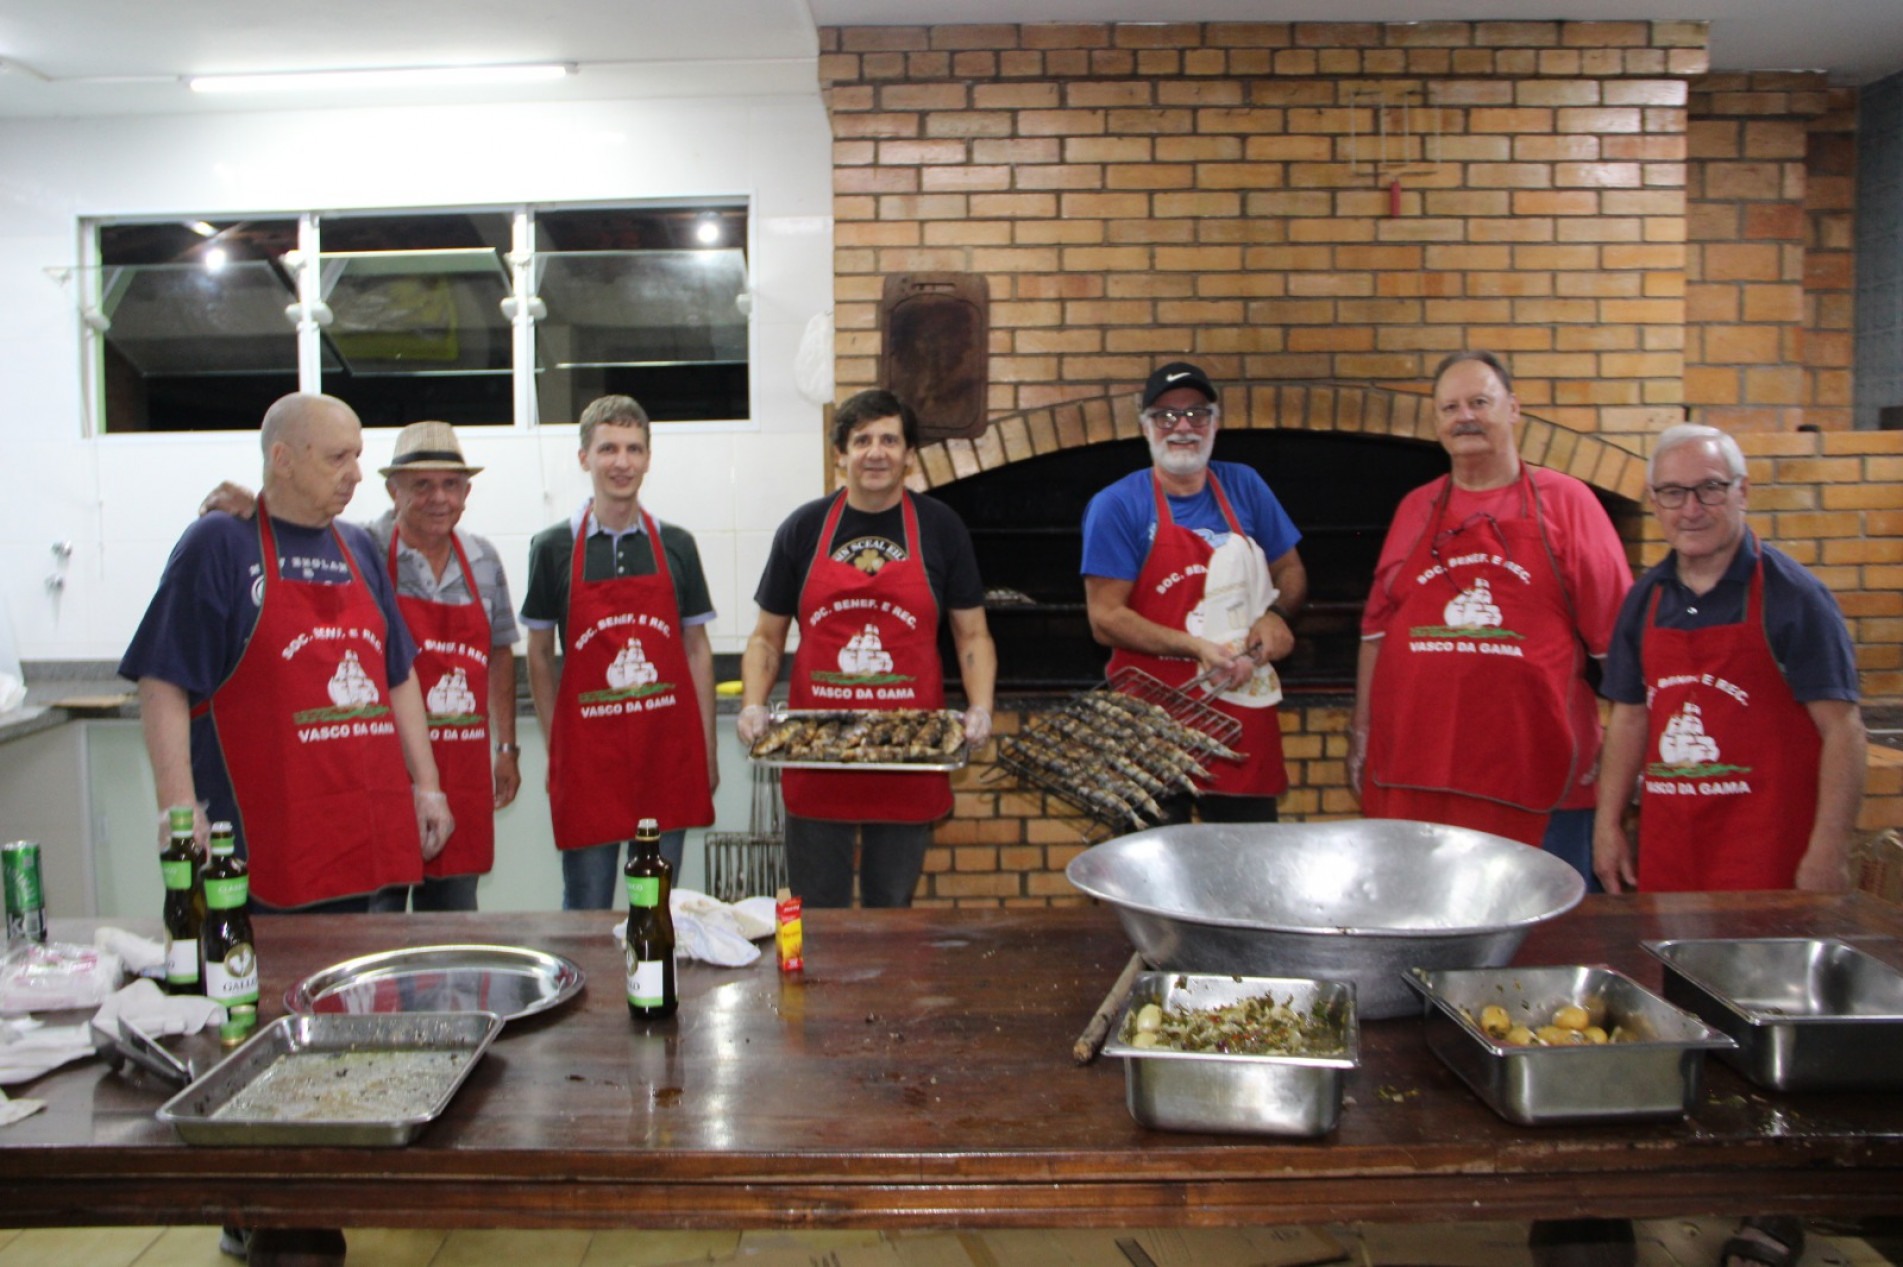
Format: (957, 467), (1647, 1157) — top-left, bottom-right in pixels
(1593, 423), (1864, 895)
(1081, 361), (1307, 822)
(1350, 351), (1632, 888)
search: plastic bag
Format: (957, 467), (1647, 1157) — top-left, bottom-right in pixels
(0, 941), (124, 1015)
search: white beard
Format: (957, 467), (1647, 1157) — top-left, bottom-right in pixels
(1149, 430), (1214, 477)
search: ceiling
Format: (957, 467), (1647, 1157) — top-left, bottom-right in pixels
(0, 0), (1900, 120)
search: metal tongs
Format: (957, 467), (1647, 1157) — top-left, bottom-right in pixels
(97, 1016), (195, 1088)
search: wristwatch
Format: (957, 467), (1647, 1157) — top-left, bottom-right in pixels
(494, 742), (521, 756)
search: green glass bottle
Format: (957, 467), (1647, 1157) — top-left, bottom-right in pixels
(199, 822), (259, 1044)
(159, 806), (206, 995)
(624, 818), (677, 1021)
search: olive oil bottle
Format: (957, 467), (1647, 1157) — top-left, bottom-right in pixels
(624, 818), (677, 1021)
(159, 806), (206, 995)
(200, 822), (259, 1044)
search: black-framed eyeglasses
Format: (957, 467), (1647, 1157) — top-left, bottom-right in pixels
(1651, 478), (1737, 509)
(1142, 406), (1219, 431)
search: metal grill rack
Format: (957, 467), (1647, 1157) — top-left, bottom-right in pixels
(992, 668), (1248, 834)
(1102, 666), (1243, 757)
(702, 764), (788, 903)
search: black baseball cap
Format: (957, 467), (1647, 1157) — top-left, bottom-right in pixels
(1141, 361), (1219, 408)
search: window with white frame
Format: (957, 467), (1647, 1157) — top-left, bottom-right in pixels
(85, 204), (750, 433)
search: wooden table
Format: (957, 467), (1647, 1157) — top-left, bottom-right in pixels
(3, 894), (1902, 1235)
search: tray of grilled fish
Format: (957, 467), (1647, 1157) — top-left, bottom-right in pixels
(748, 708), (968, 771)
(997, 682), (1246, 830)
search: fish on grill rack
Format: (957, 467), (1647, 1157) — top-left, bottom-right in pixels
(750, 710), (965, 764)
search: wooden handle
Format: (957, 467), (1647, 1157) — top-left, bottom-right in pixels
(1072, 952), (1146, 1065)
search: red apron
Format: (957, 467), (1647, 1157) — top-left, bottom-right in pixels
(389, 531), (494, 879)
(203, 501), (421, 908)
(548, 506), (713, 848)
(1635, 555), (1819, 891)
(782, 491), (951, 823)
(1106, 473), (1286, 798)
(1362, 474), (1586, 841)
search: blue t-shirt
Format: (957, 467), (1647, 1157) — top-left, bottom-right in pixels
(1080, 461), (1302, 581)
(119, 512), (418, 851)
(1600, 533), (1858, 706)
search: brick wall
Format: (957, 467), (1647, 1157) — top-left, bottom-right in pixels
(824, 20), (1708, 441)
(814, 21), (1903, 905)
(1683, 72), (1858, 432)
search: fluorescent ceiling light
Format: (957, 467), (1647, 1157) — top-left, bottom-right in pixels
(188, 63), (571, 95)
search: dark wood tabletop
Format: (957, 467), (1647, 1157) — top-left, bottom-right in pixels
(3, 893), (1902, 1233)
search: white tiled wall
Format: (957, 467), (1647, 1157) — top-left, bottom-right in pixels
(0, 86), (835, 663)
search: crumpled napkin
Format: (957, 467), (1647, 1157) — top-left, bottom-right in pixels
(94, 927), (167, 978)
(91, 979), (224, 1040)
(0, 1087), (44, 1126)
(0, 1015), (95, 1086)
(613, 889), (780, 967)
(0, 941), (123, 1015)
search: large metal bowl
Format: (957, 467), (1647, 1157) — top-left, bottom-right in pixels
(1066, 820), (1586, 1018)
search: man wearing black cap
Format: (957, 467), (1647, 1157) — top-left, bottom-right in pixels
(1080, 361), (1307, 821)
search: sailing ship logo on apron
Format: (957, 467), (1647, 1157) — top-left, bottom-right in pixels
(292, 650), (392, 726)
(811, 617), (917, 691)
(424, 668), (481, 727)
(1413, 577), (1522, 643)
(575, 635), (674, 710)
(1646, 700), (1751, 794)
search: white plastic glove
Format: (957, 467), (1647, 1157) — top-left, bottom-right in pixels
(415, 790), (454, 862)
(962, 705), (992, 749)
(737, 704), (772, 746)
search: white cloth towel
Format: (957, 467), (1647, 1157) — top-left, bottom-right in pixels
(0, 1015), (95, 1086)
(90, 978), (224, 1040)
(612, 889), (779, 968)
(94, 927), (166, 977)
(0, 977), (224, 1086)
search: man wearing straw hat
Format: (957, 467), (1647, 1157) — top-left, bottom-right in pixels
(195, 419), (522, 911)
(362, 421), (522, 911)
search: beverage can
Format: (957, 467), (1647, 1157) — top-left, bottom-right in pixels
(3, 840), (47, 946)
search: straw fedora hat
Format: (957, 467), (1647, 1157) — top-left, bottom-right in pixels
(378, 420), (483, 477)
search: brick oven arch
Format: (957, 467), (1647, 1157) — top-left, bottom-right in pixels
(908, 380), (1651, 508)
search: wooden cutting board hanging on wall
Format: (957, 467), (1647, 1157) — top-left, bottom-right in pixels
(878, 273), (989, 442)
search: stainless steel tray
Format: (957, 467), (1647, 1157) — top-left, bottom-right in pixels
(157, 1012), (501, 1146)
(1102, 971), (1358, 1137)
(283, 944), (584, 1022)
(747, 708), (968, 772)
(1644, 937), (1903, 1092)
(1407, 965), (1734, 1126)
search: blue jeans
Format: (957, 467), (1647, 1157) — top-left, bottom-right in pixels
(368, 874), (481, 912)
(562, 831), (686, 910)
(1541, 808), (1602, 894)
(784, 815), (930, 908)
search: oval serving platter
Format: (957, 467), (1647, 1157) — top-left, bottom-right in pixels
(283, 943), (585, 1024)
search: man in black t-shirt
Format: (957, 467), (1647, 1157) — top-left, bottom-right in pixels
(739, 390), (997, 907)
